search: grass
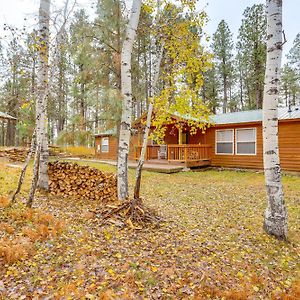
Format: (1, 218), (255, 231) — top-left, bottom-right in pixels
(61, 146), (95, 157)
(0, 160), (299, 299)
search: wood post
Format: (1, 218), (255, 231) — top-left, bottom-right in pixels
(178, 128), (183, 145)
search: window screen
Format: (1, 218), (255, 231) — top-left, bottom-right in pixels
(216, 130), (233, 154)
(101, 137), (109, 153)
(236, 128), (256, 155)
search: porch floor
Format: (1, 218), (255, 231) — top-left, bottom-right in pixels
(63, 158), (190, 173)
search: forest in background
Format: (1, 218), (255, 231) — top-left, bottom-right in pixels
(0, 0), (299, 147)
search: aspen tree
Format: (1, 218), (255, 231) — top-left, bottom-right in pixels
(117, 0), (142, 200)
(263, 0), (288, 239)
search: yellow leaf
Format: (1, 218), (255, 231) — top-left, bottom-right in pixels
(253, 286), (260, 292)
(151, 266), (158, 273)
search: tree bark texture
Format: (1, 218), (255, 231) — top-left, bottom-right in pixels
(11, 131), (36, 204)
(134, 47), (163, 199)
(117, 0), (142, 200)
(36, 0), (50, 190)
(27, 144), (41, 207)
(263, 0), (288, 239)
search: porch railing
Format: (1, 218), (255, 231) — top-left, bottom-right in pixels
(134, 144), (212, 162)
(134, 145), (161, 160)
(167, 144), (211, 162)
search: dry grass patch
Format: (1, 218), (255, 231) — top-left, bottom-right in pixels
(0, 199), (65, 265)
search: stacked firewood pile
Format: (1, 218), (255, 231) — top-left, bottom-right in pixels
(48, 161), (117, 202)
(0, 147), (66, 163)
(0, 148), (29, 162)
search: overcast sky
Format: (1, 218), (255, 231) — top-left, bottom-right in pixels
(0, 0), (299, 60)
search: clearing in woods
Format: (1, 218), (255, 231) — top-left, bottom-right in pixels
(0, 161), (299, 299)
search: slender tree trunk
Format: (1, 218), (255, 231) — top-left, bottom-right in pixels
(239, 71), (244, 109)
(223, 74), (228, 113)
(134, 47), (163, 199)
(222, 57), (228, 113)
(263, 0), (287, 239)
(27, 144), (41, 207)
(116, 0), (122, 91)
(36, 0), (50, 191)
(117, 0), (142, 200)
(11, 132), (36, 204)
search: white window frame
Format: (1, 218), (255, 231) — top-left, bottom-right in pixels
(215, 129), (234, 155)
(101, 137), (109, 153)
(235, 128), (257, 156)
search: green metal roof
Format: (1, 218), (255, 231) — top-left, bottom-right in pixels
(210, 106), (300, 125)
(94, 128), (116, 137)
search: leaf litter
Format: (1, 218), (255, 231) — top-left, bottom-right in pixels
(0, 162), (299, 299)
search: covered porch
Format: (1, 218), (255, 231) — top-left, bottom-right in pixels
(134, 144), (212, 168)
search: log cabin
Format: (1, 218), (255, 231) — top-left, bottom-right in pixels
(95, 106), (300, 172)
(0, 111), (17, 146)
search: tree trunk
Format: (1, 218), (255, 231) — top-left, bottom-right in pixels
(222, 56), (228, 114)
(27, 144), (41, 208)
(134, 47), (163, 199)
(223, 74), (228, 113)
(263, 0), (287, 239)
(35, 0), (50, 191)
(11, 132), (36, 204)
(117, 0), (142, 200)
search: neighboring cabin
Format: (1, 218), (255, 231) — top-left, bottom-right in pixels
(95, 106), (300, 172)
(95, 129), (118, 160)
(0, 111), (17, 146)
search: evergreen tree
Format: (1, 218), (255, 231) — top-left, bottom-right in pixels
(212, 20), (234, 113)
(281, 64), (299, 106)
(287, 33), (300, 74)
(237, 4), (267, 109)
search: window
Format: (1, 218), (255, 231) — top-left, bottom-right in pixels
(216, 129), (234, 154)
(101, 137), (109, 153)
(236, 128), (256, 155)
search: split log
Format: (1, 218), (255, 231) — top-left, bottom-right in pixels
(0, 148), (30, 163)
(48, 162), (117, 202)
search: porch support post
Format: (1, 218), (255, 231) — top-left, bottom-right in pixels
(178, 128), (182, 145)
(137, 129), (141, 146)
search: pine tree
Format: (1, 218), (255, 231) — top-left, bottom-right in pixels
(281, 64), (299, 106)
(212, 20), (234, 113)
(287, 33), (300, 74)
(237, 4), (267, 109)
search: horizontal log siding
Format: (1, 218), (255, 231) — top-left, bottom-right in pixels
(278, 121), (300, 171)
(95, 136), (118, 160)
(95, 120), (300, 172)
(205, 120), (300, 171)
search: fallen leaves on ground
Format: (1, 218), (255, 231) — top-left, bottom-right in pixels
(0, 161), (299, 299)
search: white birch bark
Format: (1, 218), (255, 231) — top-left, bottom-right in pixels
(117, 0), (142, 200)
(11, 131), (36, 204)
(134, 46), (163, 199)
(36, 0), (50, 190)
(263, 0), (288, 239)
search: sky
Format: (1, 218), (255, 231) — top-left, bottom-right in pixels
(0, 0), (299, 60)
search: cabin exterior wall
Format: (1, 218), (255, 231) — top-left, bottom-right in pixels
(206, 120), (300, 171)
(95, 119), (300, 172)
(95, 135), (118, 160)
